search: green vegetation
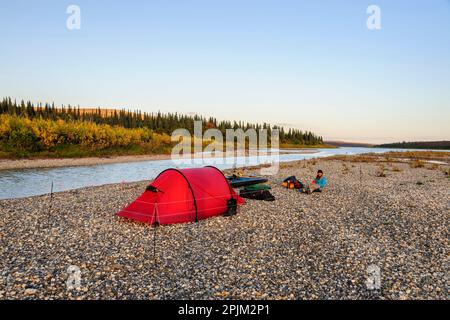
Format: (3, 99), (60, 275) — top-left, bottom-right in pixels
(279, 142), (335, 149)
(377, 141), (450, 150)
(0, 97), (326, 158)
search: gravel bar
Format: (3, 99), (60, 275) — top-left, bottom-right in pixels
(0, 159), (448, 300)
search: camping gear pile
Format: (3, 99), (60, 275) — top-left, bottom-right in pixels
(227, 176), (269, 188)
(226, 170), (275, 202)
(239, 185), (275, 201)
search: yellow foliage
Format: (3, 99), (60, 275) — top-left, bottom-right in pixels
(0, 114), (170, 151)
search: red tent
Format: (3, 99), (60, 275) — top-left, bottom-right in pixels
(117, 166), (244, 225)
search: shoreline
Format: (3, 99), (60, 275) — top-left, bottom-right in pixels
(0, 149), (319, 171)
(0, 154), (172, 171)
(2, 148), (449, 172)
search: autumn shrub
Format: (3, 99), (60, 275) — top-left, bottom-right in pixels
(376, 165), (387, 177)
(0, 114), (172, 156)
(410, 159), (425, 168)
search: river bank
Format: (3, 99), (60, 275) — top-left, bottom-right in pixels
(0, 154), (172, 171)
(0, 149), (320, 171)
(0, 156), (448, 299)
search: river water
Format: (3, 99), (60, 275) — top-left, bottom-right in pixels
(0, 147), (446, 200)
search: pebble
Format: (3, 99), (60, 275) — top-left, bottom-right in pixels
(24, 289), (38, 295)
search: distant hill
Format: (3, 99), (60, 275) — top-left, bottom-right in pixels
(325, 140), (375, 148)
(377, 141), (450, 150)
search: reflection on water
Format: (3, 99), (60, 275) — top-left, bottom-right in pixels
(0, 147), (445, 200)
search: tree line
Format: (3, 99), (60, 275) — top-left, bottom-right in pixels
(0, 97), (324, 145)
(377, 141), (450, 150)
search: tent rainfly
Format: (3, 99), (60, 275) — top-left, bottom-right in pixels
(117, 166), (244, 225)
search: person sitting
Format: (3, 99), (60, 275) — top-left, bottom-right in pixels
(305, 170), (327, 194)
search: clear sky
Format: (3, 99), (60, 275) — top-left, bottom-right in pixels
(1, 0), (449, 143)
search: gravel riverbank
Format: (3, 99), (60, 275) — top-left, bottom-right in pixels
(0, 154), (172, 171)
(0, 158), (448, 299)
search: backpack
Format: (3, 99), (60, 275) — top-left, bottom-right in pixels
(282, 176), (304, 189)
(224, 198), (238, 216)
